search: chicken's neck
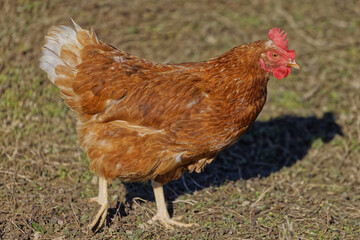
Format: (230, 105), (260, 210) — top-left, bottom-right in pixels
(204, 41), (270, 105)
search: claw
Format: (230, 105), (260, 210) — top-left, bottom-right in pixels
(150, 180), (197, 229)
(172, 215), (183, 221)
(88, 201), (108, 232)
(88, 176), (108, 232)
(148, 213), (197, 229)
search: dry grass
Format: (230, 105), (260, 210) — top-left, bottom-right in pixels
(1, 0), (359, 239)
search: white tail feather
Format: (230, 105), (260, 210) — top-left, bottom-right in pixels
(71, 18), (82, 32)
(39, 20), (95, 85)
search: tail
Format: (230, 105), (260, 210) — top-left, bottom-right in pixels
(39, 20), (99, 112)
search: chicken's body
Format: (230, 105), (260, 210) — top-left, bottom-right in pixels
(40, 21), (299, 231)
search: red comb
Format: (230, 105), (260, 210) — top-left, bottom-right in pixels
(268, 28), (289, 50)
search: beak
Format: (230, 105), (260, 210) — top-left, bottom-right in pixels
(287, 60), (300, 69)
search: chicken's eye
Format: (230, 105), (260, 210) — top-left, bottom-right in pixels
(272, 53), (279, 58)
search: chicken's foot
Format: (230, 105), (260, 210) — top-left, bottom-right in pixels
(148, 180), (197, 229)
(88, 176), (108, 232)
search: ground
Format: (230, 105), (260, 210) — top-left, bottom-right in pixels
(0, 0), (359, 239)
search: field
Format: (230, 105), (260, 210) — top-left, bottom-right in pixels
(1, 0), (359, 239)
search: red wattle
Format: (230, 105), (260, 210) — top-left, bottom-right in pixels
(272, 66), (291, 79)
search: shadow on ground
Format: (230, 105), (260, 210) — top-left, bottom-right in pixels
(108, 112), (342, 220)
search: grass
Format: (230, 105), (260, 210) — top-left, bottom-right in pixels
(1, 0), (360, 239)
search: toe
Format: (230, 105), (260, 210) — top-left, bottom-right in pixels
(172, 216), (183, 221)
(89, 197), (99, 204)
(88, 204), (108, 232)
(148, 214), (195, 229)
(168, 219), (196, 227)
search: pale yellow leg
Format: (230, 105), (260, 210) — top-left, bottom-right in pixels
(88, 176), (108, 232)
(148, 180), (196, 229)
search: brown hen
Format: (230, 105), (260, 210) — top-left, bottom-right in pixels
(40, 21), (299, 231)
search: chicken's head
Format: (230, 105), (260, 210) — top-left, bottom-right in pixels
(259, 28), (300, 79)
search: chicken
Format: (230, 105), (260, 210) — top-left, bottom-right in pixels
(40, 20), (299, 231)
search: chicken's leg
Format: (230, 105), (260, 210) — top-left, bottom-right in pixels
(148, 180), (196, 228)
(88, 176), (108, 232)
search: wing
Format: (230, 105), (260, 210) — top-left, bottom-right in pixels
(75, 48), (208, 129)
